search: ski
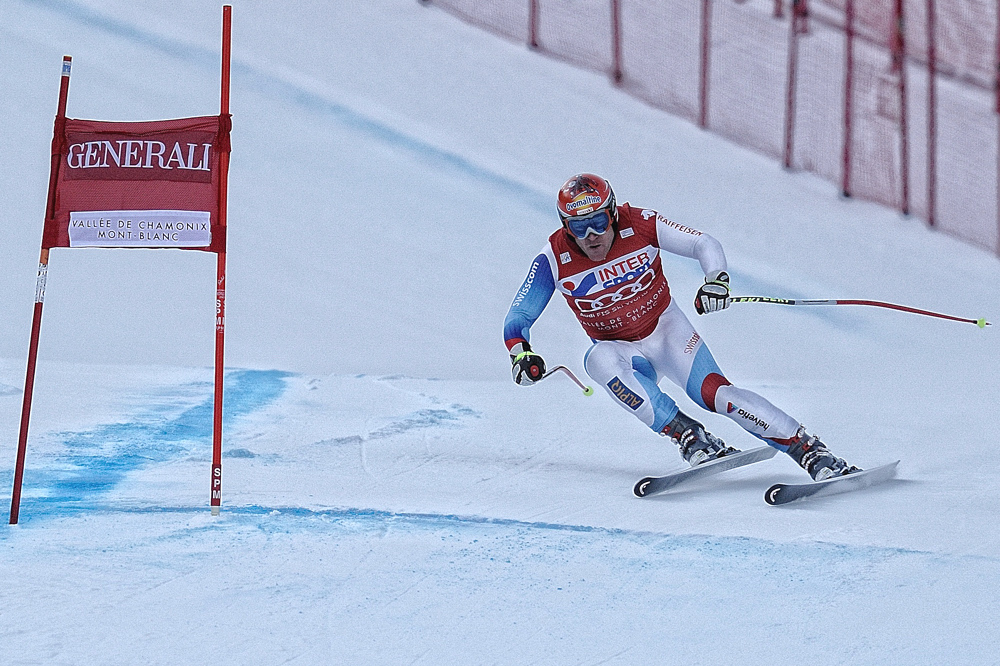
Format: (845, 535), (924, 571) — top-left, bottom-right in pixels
(633, 446), (778, 498)
(764, 461), (900, 505)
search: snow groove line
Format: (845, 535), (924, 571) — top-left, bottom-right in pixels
(20, 0), (553, 215)
(25, 501), (1000, 567)
(315, 404), (480, 448)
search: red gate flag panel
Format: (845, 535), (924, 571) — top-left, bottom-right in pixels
(43, 114), (231, 253)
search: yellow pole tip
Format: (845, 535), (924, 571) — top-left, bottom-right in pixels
(584, 386), (594, 396)
(977, 318), (988, 328)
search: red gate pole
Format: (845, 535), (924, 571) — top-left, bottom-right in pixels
(211, 5), (232, 516)
(893, 0), (910, 215)
(926, 0), (937, 226)
(841, 0), (855, 197)
(10, 56), (72, 525)
(699, 0), (712, 128)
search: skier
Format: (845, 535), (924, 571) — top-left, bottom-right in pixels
(503, 173), (858, 481)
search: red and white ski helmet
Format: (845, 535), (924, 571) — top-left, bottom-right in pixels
(556, 173), (617, 222)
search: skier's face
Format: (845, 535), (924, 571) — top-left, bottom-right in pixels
(574, 226), (614, 261)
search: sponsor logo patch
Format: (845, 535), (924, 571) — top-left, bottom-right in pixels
(65, 132), (215, 183)
(575, 266), (656, 313)
(566, 194), (602, 211)
(620, 227), (634, 238)
(727, 403), (770, 431)
(561, 248), (654, 299)
(562, 272), (598, 297)
(607, 376), (644, 410)
(658, 214), (703, 236)
(684, 332), (701, 354)
(560, 251), (572, 264)
(511, 258), (540, 309)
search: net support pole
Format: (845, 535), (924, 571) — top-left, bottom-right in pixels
(10, 56), (72, 525)
(841, 0), (855, 197)
(926, 0), (937, 226)
(528, 0), (539, 49)
(996, 0), (1000, 255)
(893, 0), (910, 215)
(783, 1), (804, 168)
(211, 5), (232, 516)
(610, 0), (623, 84)
(698, 0), (712, 128)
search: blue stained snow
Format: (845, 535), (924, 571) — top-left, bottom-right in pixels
(20, 501), (1000, 579)
(21, 0), (553, 216)
(15, 369), (291, 515)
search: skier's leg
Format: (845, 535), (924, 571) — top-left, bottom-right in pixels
(644, 302), (859, 478)
(582, 339), (679, 433)
(584, 332), (734, 466)
(641, 301), (799, 445)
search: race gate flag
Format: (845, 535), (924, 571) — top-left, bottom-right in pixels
(9, 6), (235, 525)
(49, 115), (229, 251)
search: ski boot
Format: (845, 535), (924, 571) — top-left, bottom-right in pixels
(786, 427), (860, 481)
(661, 411), (739, 467)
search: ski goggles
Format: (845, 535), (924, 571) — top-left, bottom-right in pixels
(563, 209), (613, 239)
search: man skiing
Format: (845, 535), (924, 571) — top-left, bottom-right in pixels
(503, 173), (858, 481)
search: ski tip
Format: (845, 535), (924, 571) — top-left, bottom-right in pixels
(764, 484), (783, 505)
(633, 478), (654, 498)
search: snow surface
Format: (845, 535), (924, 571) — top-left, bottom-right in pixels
(1, 0), (999, 664)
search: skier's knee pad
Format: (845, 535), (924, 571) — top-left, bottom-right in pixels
(683, 344), (730, 412)
(697, 373), (732, 413)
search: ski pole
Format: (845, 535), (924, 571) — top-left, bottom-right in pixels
(543, 365), (594, 396)
(732, 296), (990, 328)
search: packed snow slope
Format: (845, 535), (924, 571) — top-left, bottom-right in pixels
(1, 1), (999, 664)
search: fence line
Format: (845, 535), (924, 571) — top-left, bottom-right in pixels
(423, 0), (1000, 257)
